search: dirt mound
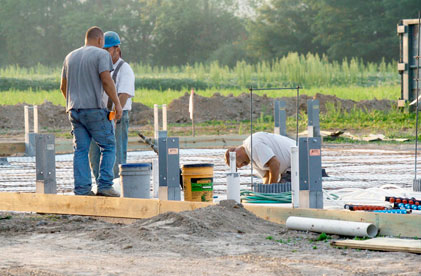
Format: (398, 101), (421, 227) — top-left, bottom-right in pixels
(90, 200), (282, 256)
(0, 94), (394, 131)
(0, 101), (70, 131)
(167, 92), (394, 123)
(135, 200), (277, 235)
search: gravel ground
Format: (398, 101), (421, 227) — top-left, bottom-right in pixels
(0, 201), (420, 276)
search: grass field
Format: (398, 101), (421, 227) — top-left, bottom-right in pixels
(0, 55), (413, 139)
(0, 53), (399, 88)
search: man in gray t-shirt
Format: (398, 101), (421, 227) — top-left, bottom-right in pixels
(60, 26), (122, 197)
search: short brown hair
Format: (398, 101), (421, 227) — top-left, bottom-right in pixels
(85, 26), (103, 40)
(225, 147), (236, 166)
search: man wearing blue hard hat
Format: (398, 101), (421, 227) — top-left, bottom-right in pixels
(89, 31), (135, 190)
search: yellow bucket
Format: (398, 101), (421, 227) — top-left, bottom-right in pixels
(182, 164), (214, 202)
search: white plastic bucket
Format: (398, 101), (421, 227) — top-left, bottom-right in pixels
(120, 163), (151, 198)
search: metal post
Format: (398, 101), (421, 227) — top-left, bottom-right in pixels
(307, 99), (320, 137)
(298, 137), (309, 208)
(158, 131), (168, 182)
(274, 99), (280, 135)
(36, 134), (56, 194)
(279, 101), (287, 136)
(167, 137), (181, 200)
(308, 137), (323, 209)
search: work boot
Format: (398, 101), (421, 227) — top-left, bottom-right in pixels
(76, 191), (96, 196)
(96, 188), (120, 197)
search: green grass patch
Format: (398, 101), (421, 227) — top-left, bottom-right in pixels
(0, 53), (399, 90)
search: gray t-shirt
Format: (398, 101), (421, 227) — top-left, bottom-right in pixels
(61, 46), (113, 112)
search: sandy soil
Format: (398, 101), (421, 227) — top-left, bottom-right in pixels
(0, 200), (419, 276)
(0, 93), (393, 131)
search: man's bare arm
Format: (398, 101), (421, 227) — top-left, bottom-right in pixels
(100, 71), (122, 120)
(60, 78), (67, 99)
(263, 171), (270, 184)
(118, 93), (130, 109)
(265, 156), (281, 184)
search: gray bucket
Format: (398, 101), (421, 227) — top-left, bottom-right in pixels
(120, 163), (151, 198)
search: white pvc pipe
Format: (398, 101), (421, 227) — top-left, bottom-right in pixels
(152, 158), (159, 198)
(227, 152), (240, 203)
(286, 216), (378, 238)
(162, 104), (167, 131)
(229, 152), (236, 173)
(227, 172), (240, 203)
(154, 104), (159, 139)
(33, 105), (39, 133)
(290, 146), (299, 208)
(24, 105), (29, 136)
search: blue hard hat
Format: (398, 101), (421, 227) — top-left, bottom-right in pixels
(103, 31), (121, 48)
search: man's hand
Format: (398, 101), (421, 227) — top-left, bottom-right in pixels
(114, 102), (123, 120)
(100, 71), (122, 119)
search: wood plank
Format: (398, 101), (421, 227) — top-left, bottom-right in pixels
(0, 192), (160, 219)
(0, 192), (213, 219)
(0, 142), (25, 156)
(331, 237), (421, 254)
(33, 134), (248, 154)
(243, 204), (421, 238)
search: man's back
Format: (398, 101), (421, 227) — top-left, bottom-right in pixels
(62, 46), (113, 112)
(243, 132), (296, 176)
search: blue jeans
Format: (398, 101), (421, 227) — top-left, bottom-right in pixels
(89, 110), (129, 181)
(69, 109), (116, 195)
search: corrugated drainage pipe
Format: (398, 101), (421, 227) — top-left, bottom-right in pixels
(286, 216), (378, 238)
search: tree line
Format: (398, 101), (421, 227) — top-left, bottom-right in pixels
(0, 0), (419, 67)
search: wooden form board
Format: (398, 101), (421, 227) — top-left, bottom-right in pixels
(0, 142), (25, 156)
(2, 135), (248, 155)
(0, 192), (212, 219)
(242, 204), (421, 238)
(331, 237), (421, 254)
(1, 192), (421, 238)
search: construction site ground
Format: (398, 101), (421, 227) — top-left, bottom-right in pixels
(1, 95), (420, 275)
(1, 200), (421, 276)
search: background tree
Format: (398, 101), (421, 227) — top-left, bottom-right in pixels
(150, 0), (246, 66)
(246, 0), (325, 61)
(309, 0), (420, 62)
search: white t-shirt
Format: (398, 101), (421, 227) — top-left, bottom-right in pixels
(102, 58), (135, 111)
(242, 132), (296, 178)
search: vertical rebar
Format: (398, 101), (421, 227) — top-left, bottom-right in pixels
(249, 87), (254, 189)
(415, 12), (421, 181)
(296, 86), (300, 146)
